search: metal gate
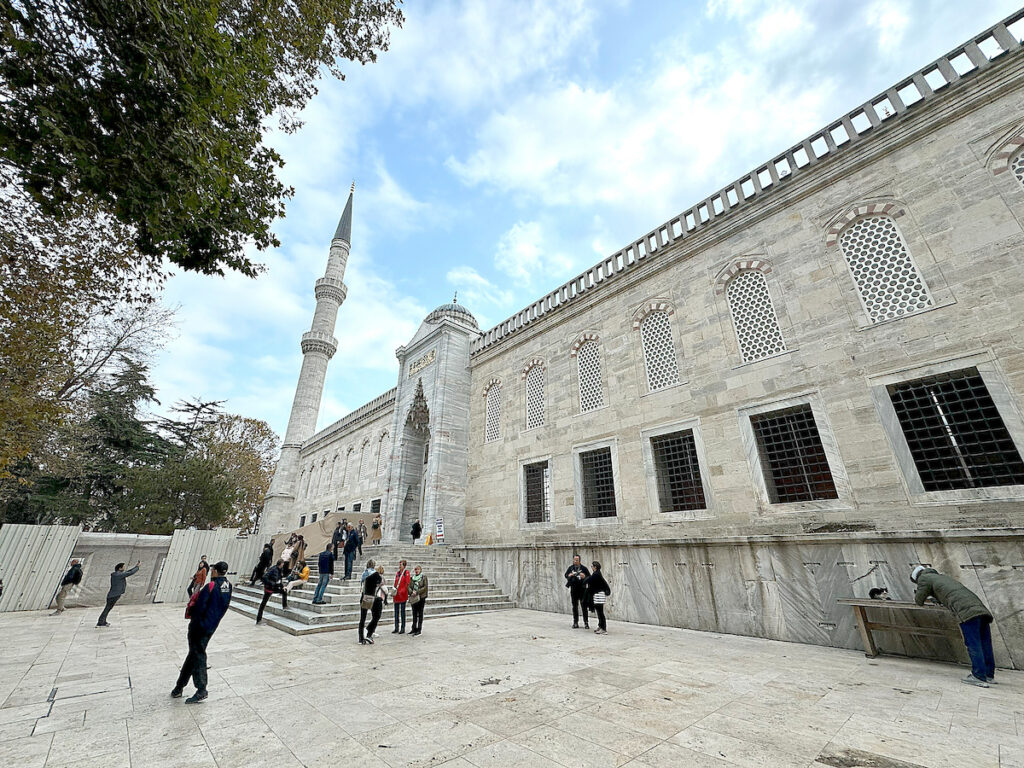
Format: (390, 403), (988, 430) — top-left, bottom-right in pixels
(153, 528), (267, 603)
(0, 524), (81, 612)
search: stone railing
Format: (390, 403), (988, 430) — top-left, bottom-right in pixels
(470, 10), (1024, 356)
(303, 387), (398, 450)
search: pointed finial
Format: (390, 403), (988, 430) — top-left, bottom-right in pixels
(453, 291), (458, 304)
(350, 180), (355, 194)
(333, 183), (354, 243)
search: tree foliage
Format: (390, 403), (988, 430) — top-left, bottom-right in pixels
(0, 0), (404, 276)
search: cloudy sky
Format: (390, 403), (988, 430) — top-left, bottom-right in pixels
(151, 0), (1022, 439)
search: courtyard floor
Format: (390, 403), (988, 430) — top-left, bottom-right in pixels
(0, 605), (1020, 768)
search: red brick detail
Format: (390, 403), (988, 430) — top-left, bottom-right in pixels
(482, 378), (501, 398)
(631, 300), (677, 330)
(824, 203), (905, 247)
(991, 133), (1024, 175)
(714, 260), (773, 295)
(520, 358), (545, 379)
(570, 333), (600, 357)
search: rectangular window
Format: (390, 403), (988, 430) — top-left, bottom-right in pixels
(523, 461), (550, 523)
(370, 499), (381, 516)
(579, 447), (617, 518)
(651, 430), (706, 512)
(299, 515), (307, 527)
(750, 404), (838, 503)
(888, 368), (1024, 491)
(336, 506), (345, 513)
(352, 502), (362, 513)
(311, 513), (318, 523)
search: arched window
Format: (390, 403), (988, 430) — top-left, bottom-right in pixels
(316, 460), (327, 495)
(640, 310), (679, 391)
(484, 381), (502, 443)
(298, 468), (306, 498)
(577, 340), (605, 412)
(838, 215), (932, 323)
(328, 455), (337, 491)
(1013, 148), (1024, 189)
(341, 449), (351, 487)
(377, 432), (391, 475)
(358, 441), (368, 480)
(525, 364), (545, 430)
(361, 439), (373, 480)
(304, 464), (314, 496)
(726, 270), (787, 363)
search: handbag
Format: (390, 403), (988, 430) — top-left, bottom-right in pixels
(591, 591), (607, 605)
(409, 591), (421, 606)
(360, 593), (374, 610)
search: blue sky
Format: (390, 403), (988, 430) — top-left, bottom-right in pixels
(151, 0), (1023, 439)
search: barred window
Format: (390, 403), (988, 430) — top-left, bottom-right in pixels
(311, 513), (318, 523)
(888, 368), (1024, 491)
(579, 447), (617, 518)
(523, 461), (550, 523)
(640, 311), (680, 391)
(484, 382), (502, 442)
(577, 341), (605, 413)
(300, 515), (306, 527)
(525, 365), (545, 429)
(377, 434), (390, 476)
(370, 498), (381, 516)
(839, 215), (932, 323)
(750, 405), (838, 503)
(651, 430), (706, 512)
(726, 271), (787, 363)
(1012, 149), (1024, 189)
(352, 502), (361, 514)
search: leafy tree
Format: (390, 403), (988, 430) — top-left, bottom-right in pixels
(203, 414), (279, 533)
(0, 0), (403, 276)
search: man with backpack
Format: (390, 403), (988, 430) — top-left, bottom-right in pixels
(173, 561), (233, 703)
(52, 559), (83, 614)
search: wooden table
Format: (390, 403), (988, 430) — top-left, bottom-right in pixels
(837, 598), (958, 658)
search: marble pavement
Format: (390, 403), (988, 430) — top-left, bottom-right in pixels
(0, 604), (1020, 768)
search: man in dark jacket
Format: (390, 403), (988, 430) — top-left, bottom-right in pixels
(332, 522), (345, 560)
(564, 555), (590, 629)
(256, 560), (287, 624)
(313, 544), (334, 604)
(52, 559), (83, 615)
(173, 561), (232, 703)
(250, 543), (273, 586)
(911, 566), (996, 687)
(97, 561), (140, 627)
(342, 524), (360, 580)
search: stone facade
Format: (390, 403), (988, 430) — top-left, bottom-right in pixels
(266, 13), (1024, 664)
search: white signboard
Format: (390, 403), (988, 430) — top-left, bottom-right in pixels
(434, 516), (445, 543)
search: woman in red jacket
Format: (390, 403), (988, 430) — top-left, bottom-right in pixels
(392, 560), (410, 634)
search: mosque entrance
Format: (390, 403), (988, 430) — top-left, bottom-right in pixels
(397, 380), (430, 543)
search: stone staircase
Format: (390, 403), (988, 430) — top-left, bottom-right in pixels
(229, 545), (513, 635)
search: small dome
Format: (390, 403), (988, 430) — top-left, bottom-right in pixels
(424, 301), (478, 328)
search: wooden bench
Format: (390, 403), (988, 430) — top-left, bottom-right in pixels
(837, 598), (960, 658)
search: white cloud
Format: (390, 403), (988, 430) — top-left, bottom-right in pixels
(865, 0), (911, 51)
(751, 5), (812, 52)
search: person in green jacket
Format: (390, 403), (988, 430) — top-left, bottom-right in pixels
(911, 565), (995, 687)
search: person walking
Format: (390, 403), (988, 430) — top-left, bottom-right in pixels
(172, 561), (232, 703)
(370, 514), (383, 546)
(392, 560), (410, 634)
(359, 564), (387, 644)
(51, 559), (83, 615)
(911, 566), (996, 687)
(313, 544), (334, 604)
(583, 561), (611, 635)
(410, 521), (422, 544)
(250, 542), (273, 587)
(97, 561), (140, 627)
(358, 520), (368, 556)
(343, 523), (361, 580)
(409, 565), (428, 636)
(187, 556), (209, 598)
(331, 522), (345, 561)
(564, 554), (590, 629)
(256, 560), (288, 624)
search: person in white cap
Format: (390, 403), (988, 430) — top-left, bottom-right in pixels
(910, 565), (995, 687)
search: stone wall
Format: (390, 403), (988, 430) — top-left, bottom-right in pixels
(67, 532), (171, 608)
(458, 529), (1024, 668)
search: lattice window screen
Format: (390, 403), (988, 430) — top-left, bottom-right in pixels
(341, 452), (350, 487)
(839, 215), (932, 323)
(1013, 149), (1024, 190)
(577, 341), (605, 413)
(525, 365), (545, 429)
(377, 435), (390, 475)
(484, 383), (502, 442)
(726, 271), (787, 363)
(640, 311), (680, 391)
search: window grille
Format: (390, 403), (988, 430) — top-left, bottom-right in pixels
(311, 513), (318, 523)
(1012, 149), (1024, 189)
(353, 502), (361, 513)
(888, 368), (1024, 491)
(579, 447), (617, 518)
(577, 341), (605, 413)
(377, 434), (390, 475)
(839, 215), (933, 323)
(525, 365), (545, 429)
(651, 430), (706, 512)
(299, 515), (306, 527)
(370, 498), (381, 516)
(484, 382), (502, 442)
(750, 404), (838, 503)
(641, 311), (680, 391)
(726, 271), (787, 363)
(523, 461), (550, 523)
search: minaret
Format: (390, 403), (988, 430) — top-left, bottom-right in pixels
(261, 185), (353, 534)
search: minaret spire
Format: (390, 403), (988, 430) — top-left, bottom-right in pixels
(261, 187), (354, 534)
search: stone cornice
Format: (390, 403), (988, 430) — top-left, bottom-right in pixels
(314, 277), (347, 305)
(302, 387), (397, 452)
(300, 330), (338, 358)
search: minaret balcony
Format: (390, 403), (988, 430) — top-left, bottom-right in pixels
(314, 277), (347, 304)
(301, 330), (338, 358)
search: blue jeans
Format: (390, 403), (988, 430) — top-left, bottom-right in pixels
(960, 616), (995, 680)
(345, 551), (356, 579)
(312, 574), (330, 603)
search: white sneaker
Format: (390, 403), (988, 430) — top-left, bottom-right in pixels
(962, 674), (989, 688)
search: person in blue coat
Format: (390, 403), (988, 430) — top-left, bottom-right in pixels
(172, 561), (233, 703)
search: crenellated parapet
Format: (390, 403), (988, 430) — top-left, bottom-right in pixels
(300, 330), (338, 358)
(314, 276), (347, 305)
